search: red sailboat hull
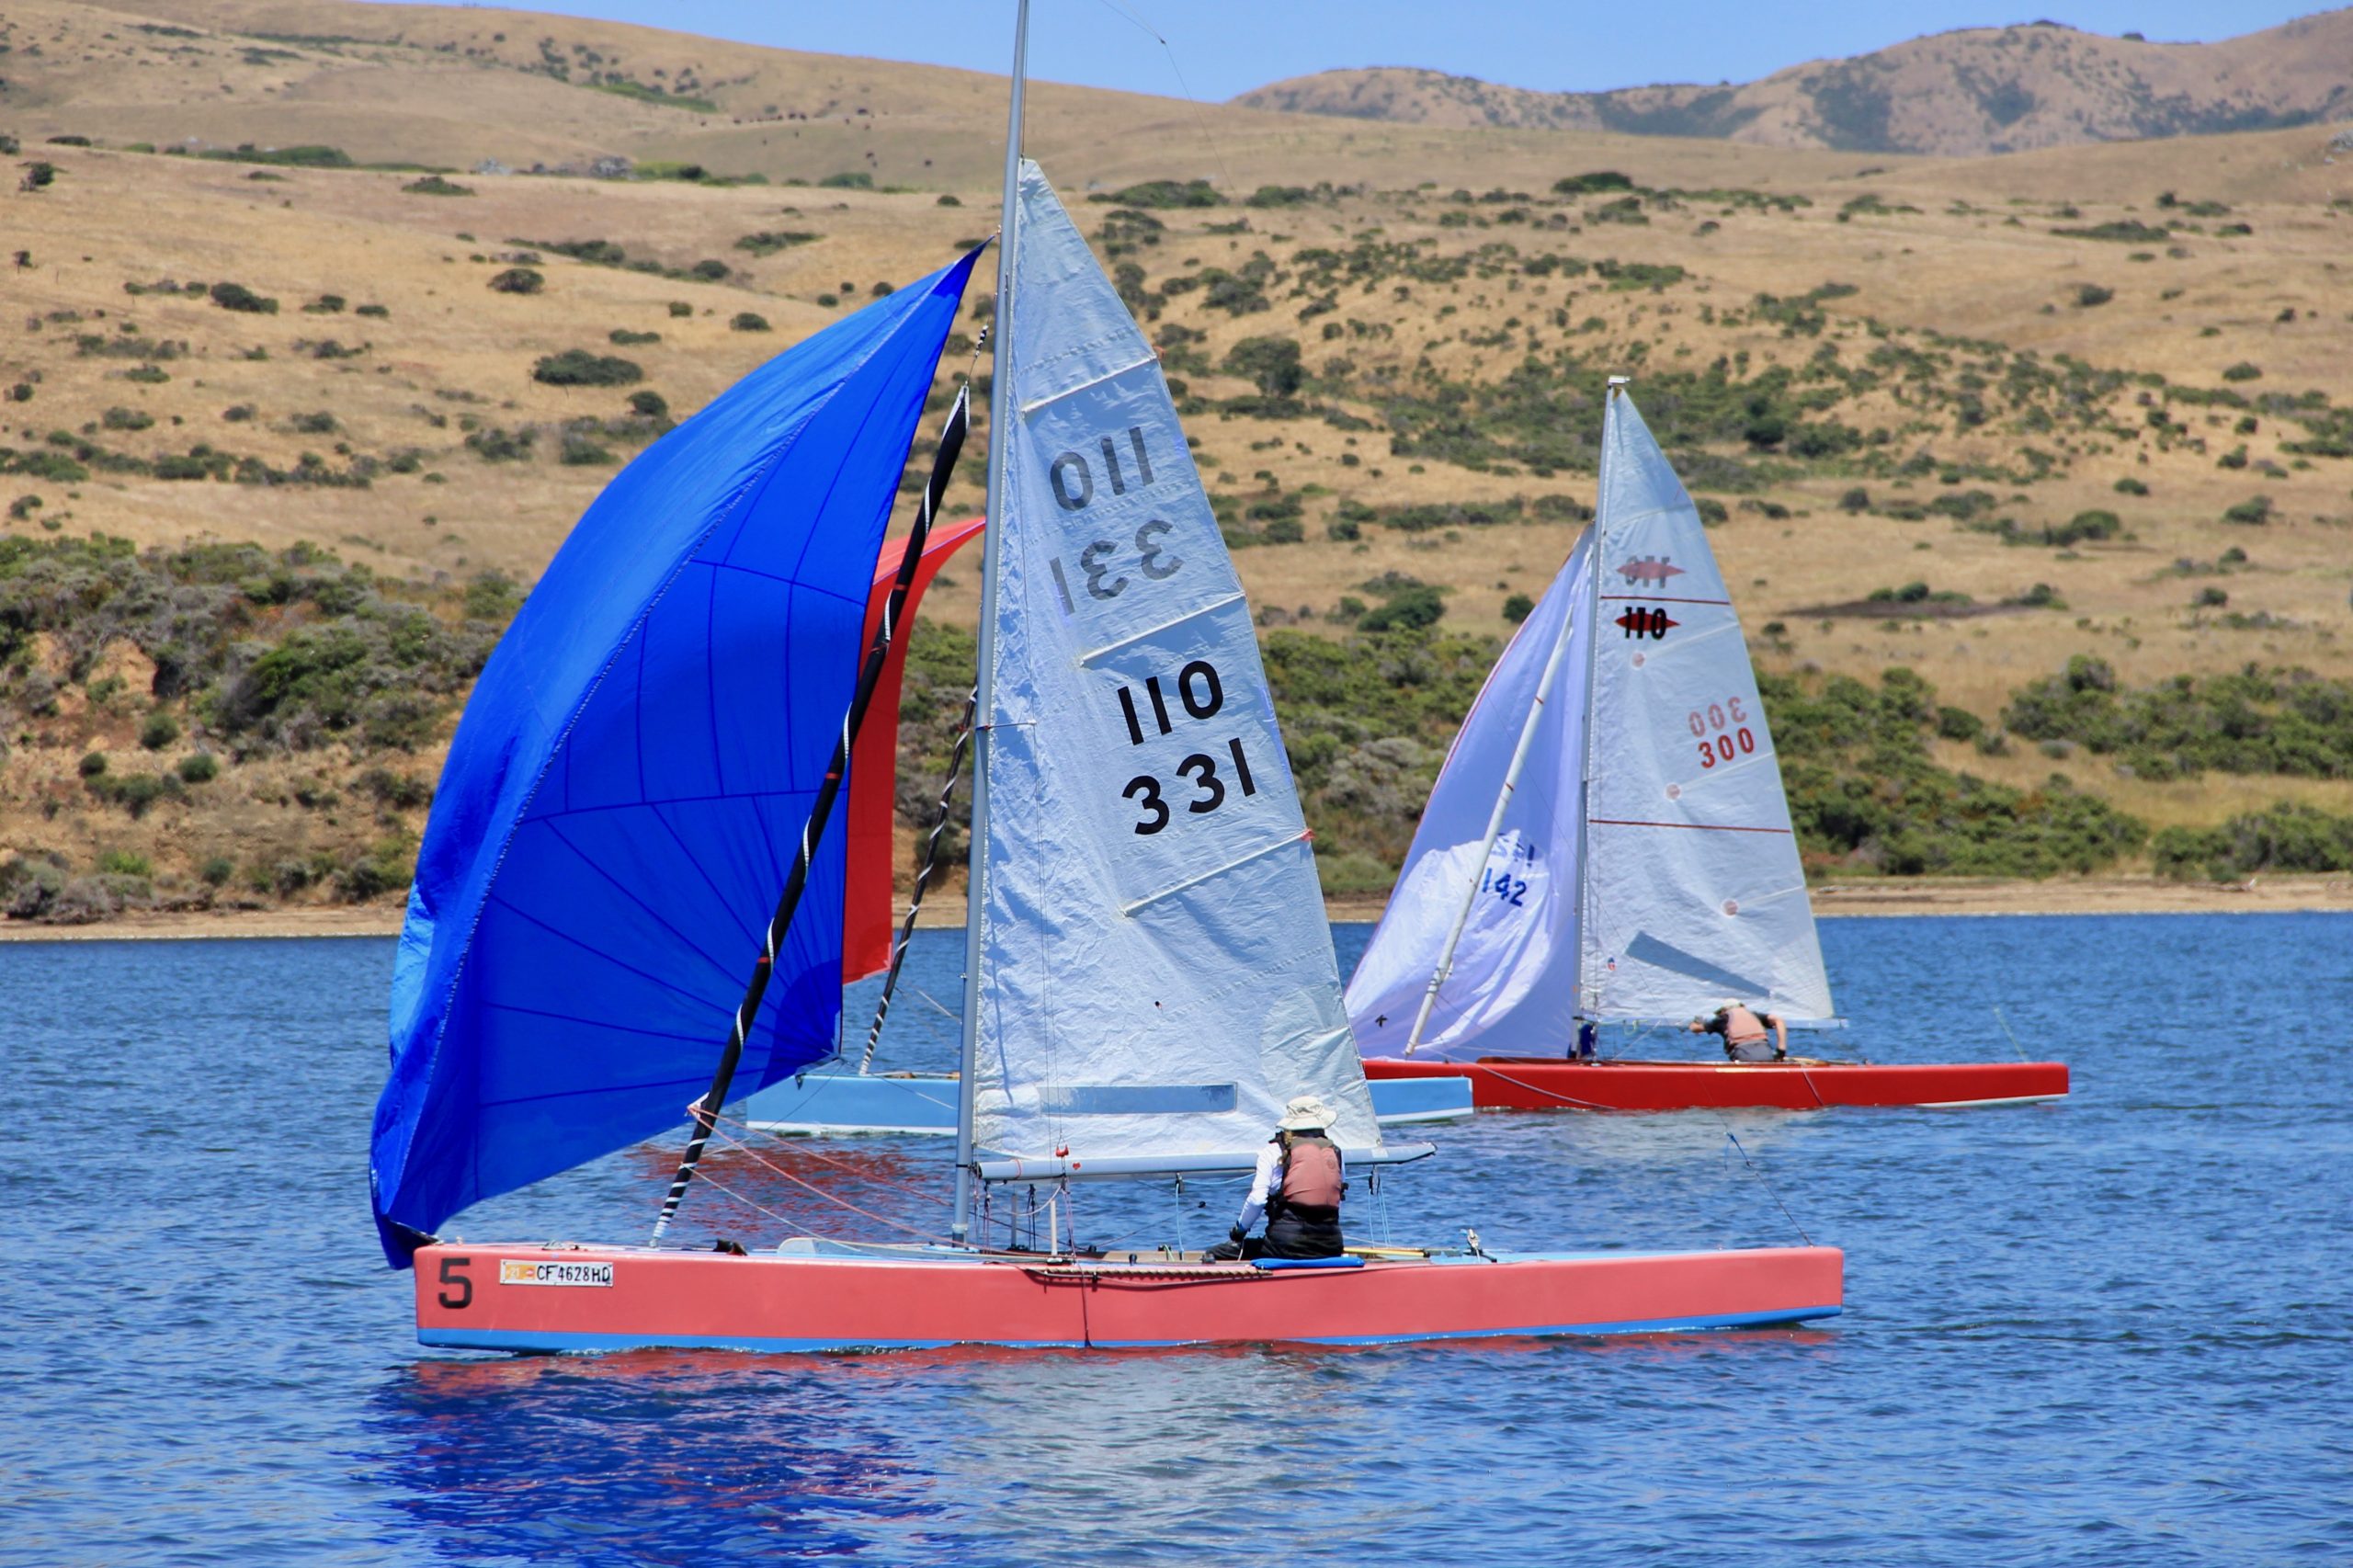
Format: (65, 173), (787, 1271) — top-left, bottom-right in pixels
(1362, 1056), (2069, 1111)
(414, 1241), (1842, 1353)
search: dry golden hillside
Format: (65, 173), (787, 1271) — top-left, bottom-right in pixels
(1236, 13), (2353, 156)
(5, 0), (2353, 921)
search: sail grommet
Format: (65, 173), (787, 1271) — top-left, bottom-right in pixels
(1722, 900), (1740, 916)
(1665, 783), (1681, 800)
(1631, 653), (1646, 668)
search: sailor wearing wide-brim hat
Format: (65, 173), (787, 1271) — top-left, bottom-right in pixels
(1206, 1096), (1347, 1262)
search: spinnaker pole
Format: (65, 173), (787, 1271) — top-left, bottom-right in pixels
(954, 0), (1029, 1244)
(651, 385), (972, 1244)
(1402, 516), (1591, 1056)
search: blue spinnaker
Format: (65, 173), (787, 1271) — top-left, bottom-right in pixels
(371, 251), (979, 1265)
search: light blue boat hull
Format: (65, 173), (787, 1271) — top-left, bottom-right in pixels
(738, 1066), (1472, 1134)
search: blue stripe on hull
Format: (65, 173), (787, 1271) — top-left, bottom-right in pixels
(422, 1302), (1840, 1356)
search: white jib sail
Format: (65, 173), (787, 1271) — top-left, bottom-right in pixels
(1577, 387), (1835, 1024)
(969, 162), (1381, 1165)
(1346, 529), (1597, 1060)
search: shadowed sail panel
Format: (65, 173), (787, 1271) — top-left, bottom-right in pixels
(370, 252), (979, 1264)
(970, 164), (1379, 1164)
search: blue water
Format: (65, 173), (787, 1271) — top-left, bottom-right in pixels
(4, 914), (2348, 1566)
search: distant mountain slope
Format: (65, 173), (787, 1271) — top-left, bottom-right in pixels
(1234, 13), (2353, 155)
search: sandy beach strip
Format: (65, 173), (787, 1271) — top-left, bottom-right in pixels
(6, 874), (2347, 943)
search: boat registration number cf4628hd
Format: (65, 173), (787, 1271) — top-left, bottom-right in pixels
(498, 1258), (614, 1288)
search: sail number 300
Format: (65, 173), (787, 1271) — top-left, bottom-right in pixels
(1689, 697), (1755, 768)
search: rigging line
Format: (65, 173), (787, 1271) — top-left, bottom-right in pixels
(696, 1172), (824, 1239)
(858, 686), (977, 1072)
(1461, 1062), (1623, 1112)
(701, 1123), (961, 1244)
(707, 1105), (956, 1207)
(1992, 1005), (2030, 1063)
(907, 983), (964, 1024)
(1721, 1130), (1813, 1247)
(1085, 0), (1240, 203)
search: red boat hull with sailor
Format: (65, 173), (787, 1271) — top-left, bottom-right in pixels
(1361, 1055), (2069, 1111)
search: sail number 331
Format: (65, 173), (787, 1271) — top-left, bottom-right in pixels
(1688, 697), (1756, 768)
(1111, 657), (1259, 835)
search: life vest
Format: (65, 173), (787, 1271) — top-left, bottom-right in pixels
(1277, 1134), (1343, 1210)
(1722, 1005), (1770, 1053)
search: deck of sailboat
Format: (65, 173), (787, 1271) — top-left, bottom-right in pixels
(412, 1238), (1843, 1353)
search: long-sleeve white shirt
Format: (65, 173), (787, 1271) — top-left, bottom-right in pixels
(1234, 1141), (1346, 1233)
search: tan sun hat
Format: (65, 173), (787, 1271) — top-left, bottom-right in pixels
(1278, 1095), (1336, 1132)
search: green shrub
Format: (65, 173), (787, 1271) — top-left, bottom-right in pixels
(176, 751), (219, 783)
(1838, 486), (1871, 512)
(97, 848), (153, 878)
(1501, 593), (1535, 624)
(2222, 495), (2272, 526)
(2221, 362), (2261, 382)
(208, 281), (278, 314)
(200, 856), (234, 887)
(608, 328), (660, 346)
(402, 175), (472, 196)
(532, 350), (642, 387)
(78, 751), (108, 778)
(1222, 336), (1303, 398)
(2153, 802), (2353, 880)
(627, 390), (669, 419)
(1358, 584), (1446, 633)
(559, 432), (615, 465)
(734, 230), (820, 256)
(139, 712), (180, 749)
(817, 171), (873, 189)
(488, 267), (544, 295)
(464, 426), (536, 461)
(2113, 475), (2149, 495)
(730, 312), (771, 333)
(2075, 283), (2114, 308)
(667, 301), (692, 318)
(1102, 178), (1223, 209)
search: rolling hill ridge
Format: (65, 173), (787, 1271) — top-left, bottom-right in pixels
(1233, 13), (2353, 156)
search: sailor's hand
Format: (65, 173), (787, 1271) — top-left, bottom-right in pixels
(1227, 1225), (1248, 1245)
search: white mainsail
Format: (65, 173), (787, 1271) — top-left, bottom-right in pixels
(1578, 388), (1835, 1023)
(1345, 383), (1834, 1055)
(1345, 530), (1597, 1060)
(967, 162), (1381, 1165)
